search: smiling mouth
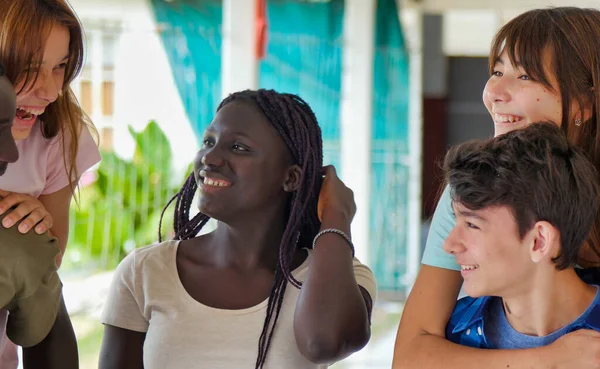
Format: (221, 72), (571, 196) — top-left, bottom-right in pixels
(15, 106), (45, 122)
(461, 264), (479, 271)
(202, 177), (231, 187)
(494, 114), (524, 124)
(198, 169), (232, 188)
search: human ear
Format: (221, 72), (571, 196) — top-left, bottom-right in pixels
(283, 164), (302, 192)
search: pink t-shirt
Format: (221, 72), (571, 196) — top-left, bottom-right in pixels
(0, 120), (101, 197)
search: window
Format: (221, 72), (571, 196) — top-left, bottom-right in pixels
(75, 20), (121, 122)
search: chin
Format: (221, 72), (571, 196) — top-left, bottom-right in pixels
(11, 127), (33, 141)
(493, 122), (529, 137)
(197, 203), (216, 219)
(197, 199), (228, 222)
(463, 284), (486, 299)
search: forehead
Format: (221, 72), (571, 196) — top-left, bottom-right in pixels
(43, 25), (70, 59)
(453, 202), (515, 222)
(208, 100), (288, 148)
(490, 31), (558, 86)
(492, 45), (552, 67)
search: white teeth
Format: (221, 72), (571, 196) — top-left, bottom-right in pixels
(495, 114), (523, 123)
(17, 107), (45, 116)
(204, 178), (229, 187)
(461, 264), (479, 271)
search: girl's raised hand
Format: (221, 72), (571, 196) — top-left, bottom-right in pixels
(0, 189), (53, 234)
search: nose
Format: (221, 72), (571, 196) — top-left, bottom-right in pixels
(442, 226), (466, 255)
(33, 68), (60, 103)
(200, 145), (226, 168)
(483, 76), (511, 104)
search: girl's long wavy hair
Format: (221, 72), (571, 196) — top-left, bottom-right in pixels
(0, 0), (97, 193)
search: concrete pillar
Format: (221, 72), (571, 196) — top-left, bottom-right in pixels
(400, 5), (424, 292)
(221, 0), (258, 98)
(340, 0), (376, 264)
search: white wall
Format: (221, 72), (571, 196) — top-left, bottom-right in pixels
(69, 0), (199, 174)
(397, 0), (600, 57)
(419, 0), (600, 12)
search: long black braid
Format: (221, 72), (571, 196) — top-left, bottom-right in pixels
(159, 89), (324, 369)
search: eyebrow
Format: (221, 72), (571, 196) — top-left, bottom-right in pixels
(452, 203), (488, 222)
(205, 127), (254, 140)
(494, 56), (522, 68)
(37, 55), (70, 66)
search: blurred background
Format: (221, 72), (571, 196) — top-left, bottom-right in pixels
(36, 0), (600, 367)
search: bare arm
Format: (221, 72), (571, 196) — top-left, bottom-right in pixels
(22, 296), (78, 369)
(99, 325), (146, 369)
(39, 184), (73, 265)
(294, 166), (372, 364)
(294, 213), (372, 364)
(392, 265), (563, 369)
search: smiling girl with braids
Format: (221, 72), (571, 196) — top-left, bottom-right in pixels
(99, 89), (376, 369)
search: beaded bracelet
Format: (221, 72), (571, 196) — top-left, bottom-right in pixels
(312, 228), (355, 257)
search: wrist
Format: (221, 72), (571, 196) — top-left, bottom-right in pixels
(321, 210), (352, 232)
(533, 345), (555, 369)
(312, 228), (355, 257)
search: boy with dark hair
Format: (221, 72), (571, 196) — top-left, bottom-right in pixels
(444, 122), (600, 349)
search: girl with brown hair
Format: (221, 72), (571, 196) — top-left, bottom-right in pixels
(0, 0), (100, 366)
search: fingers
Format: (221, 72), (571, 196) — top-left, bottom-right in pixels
(0, 191), (23, 214)
(0, 192), (52, 233)
(1, 199), (37, 228)
(321, 165), (337, 178)
(3, 203), (49, 232)
(19, 210), (53, 234)
(34, 215), (53, 234)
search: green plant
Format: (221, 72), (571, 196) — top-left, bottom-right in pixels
(65, 121), (193, 271)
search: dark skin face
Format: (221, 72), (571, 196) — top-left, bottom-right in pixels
(179, 100), (305, 309)
(193, 99), (300, 222)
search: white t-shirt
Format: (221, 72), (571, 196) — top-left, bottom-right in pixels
(101, 240), (377, 369)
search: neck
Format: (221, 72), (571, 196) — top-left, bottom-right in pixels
(501, 267), (596, 336)
(209, 204), (290, 270)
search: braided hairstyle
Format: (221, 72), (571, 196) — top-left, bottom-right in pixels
(159, 89), (324, 368)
